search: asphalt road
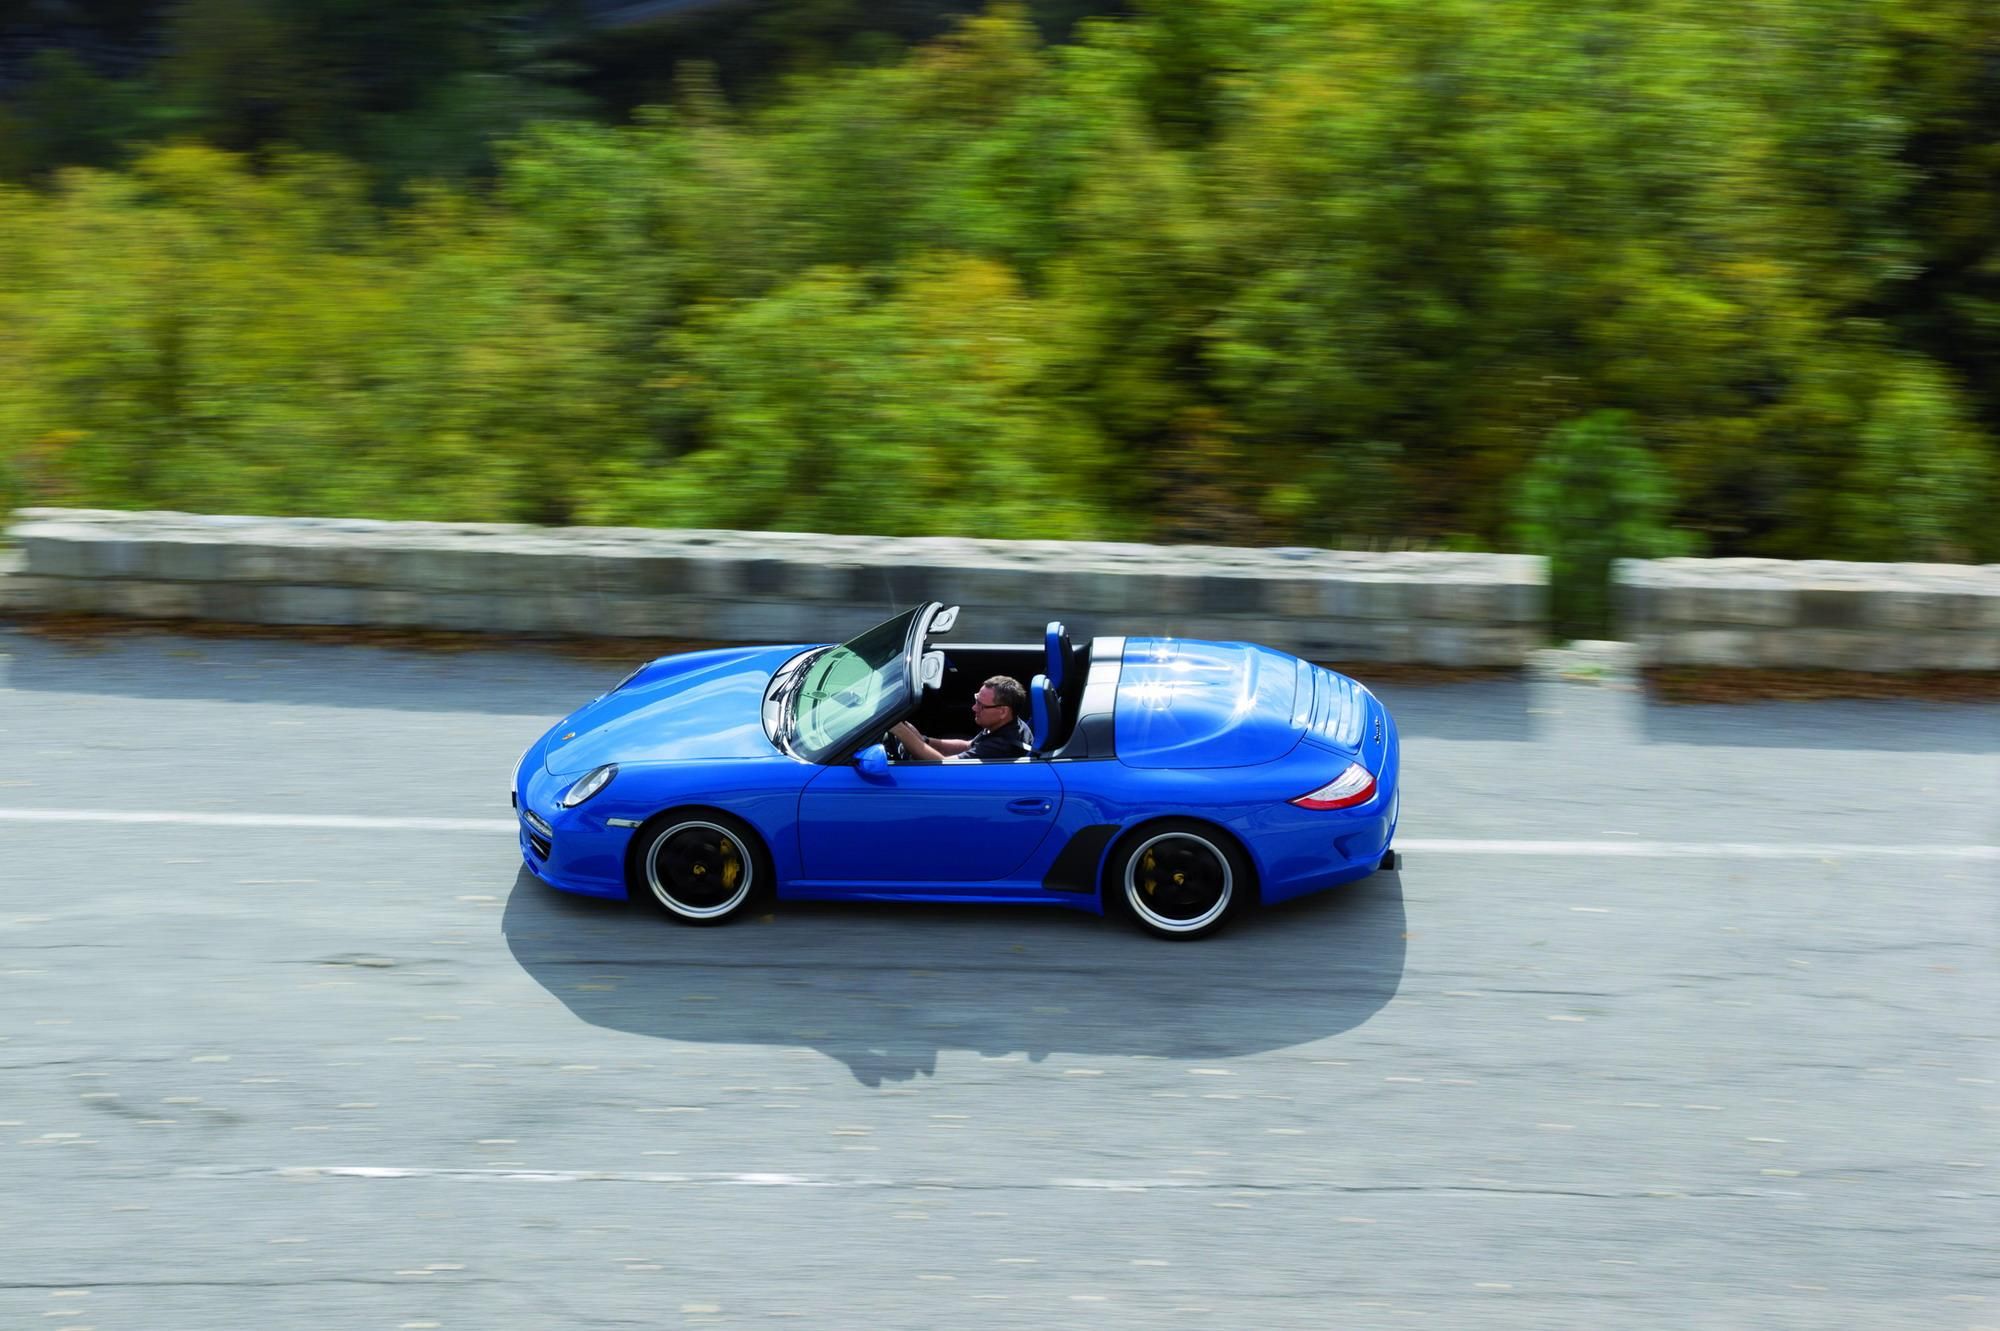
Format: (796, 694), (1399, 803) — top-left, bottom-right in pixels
(1, 628), (1994, 1330)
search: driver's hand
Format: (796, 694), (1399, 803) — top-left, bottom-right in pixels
(889, 721), (921, 747)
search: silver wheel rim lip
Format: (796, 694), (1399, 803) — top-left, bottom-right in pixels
(647, 820), (753, 920)
(1124, 832), (1232, 934)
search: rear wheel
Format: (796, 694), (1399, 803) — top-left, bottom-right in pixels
(630, 811), (767, 925)
(1109, 820), (1249, 941)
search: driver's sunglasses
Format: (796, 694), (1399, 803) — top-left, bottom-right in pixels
(971, 697), (999, 711)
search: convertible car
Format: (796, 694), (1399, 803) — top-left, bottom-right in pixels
(513, 603), (1399, 939)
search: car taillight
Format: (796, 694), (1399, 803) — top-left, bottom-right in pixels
(1291, 762), (1376, 810)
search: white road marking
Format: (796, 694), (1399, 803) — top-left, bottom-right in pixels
(1396, 838), (1999, 860)
(0, 808), (514, 833)
(0, 808), (1993, 859)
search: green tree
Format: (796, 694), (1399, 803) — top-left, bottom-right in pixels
(1512, 411), (1691, 639)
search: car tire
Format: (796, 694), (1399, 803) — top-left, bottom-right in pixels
(1107, 819), (1250, 941)
(628, 809), (769, 926)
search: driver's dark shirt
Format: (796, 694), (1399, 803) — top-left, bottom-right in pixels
(963, 717), (1033, 761)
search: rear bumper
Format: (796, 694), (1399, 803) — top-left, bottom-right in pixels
(1254, 723), (1400, 906)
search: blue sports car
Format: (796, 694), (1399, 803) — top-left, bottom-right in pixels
(513, 604), (1400, 940)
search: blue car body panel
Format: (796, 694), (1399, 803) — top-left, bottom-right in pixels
(1116, 637), (1307, 768)
(515, 618), (1400, 917)
(544, 645), (796, 775)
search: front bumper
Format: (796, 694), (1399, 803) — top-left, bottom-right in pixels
(514, 758), (633, 901)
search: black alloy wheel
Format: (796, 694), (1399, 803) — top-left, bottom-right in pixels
(1111, 820), (1248, 940)
(633, 812), (766, 925)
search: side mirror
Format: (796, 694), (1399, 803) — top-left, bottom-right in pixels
(855, 743), (891, 780)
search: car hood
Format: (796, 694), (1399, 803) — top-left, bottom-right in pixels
(1115, 638), (1305, 768)
(543, 644), (804, 776)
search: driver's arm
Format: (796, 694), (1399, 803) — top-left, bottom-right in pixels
(889, 722), (969, 761)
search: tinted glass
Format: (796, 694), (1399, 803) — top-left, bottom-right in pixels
(791, 608), (920, 761)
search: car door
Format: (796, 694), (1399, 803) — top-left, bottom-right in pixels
(796, 758), (1064, 888)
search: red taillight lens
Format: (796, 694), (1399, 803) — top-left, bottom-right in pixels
(1291, 762), (1377, 810)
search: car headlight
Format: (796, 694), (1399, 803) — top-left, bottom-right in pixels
(560, 764), (618, 808)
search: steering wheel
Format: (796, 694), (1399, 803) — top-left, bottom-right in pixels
(881, 727), (909, 761)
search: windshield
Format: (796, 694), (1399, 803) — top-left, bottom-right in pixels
(789, 607), (923, 762)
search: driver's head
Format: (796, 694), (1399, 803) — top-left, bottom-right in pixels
(974, 676), (1028, 729)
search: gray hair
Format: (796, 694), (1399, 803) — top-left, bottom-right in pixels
(983, 675), (1028, 720)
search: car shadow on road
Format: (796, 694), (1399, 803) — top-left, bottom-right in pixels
(502, 869), (1407, 1087)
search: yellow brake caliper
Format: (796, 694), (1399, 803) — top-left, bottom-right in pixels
(1141, 849), (1157, 896)
(720, 840), (741, 889)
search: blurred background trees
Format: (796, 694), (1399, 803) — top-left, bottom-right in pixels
(1, 0), (1995, 589)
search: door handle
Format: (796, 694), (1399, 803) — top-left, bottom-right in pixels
(1006, 798), (1053, 815)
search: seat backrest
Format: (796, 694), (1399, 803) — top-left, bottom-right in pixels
(1045, 621), (1074, 693)
(1029, 673), (1063, 755)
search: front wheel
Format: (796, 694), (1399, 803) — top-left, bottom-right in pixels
(630, 811), (768, 925)
(1109, 820), (1249, 941)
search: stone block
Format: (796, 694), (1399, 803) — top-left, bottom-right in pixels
(1320, 576), (1415, 622)
(104, 580), (202, 619)
(17, 533), (93, 578)
(958, 566), (1050, 611)
(1750, 629), (1877, 671)
(0, 573), (55, 613)
(74, 532), (150, 579)
(1864, 591), (1949, 630)
(1943, 592), (2000, 631)
(261, 585), (364, 626)
(844, 564), (918, 607)
(1259, 577), (1324, 620)
(357, 590), (431, 628)
(146, 538), (231, 584)
(708, 600), (826, 643)
(792, 559), (866, 602)
(1903, 631), (2000, 671)
(1410, 625), (1536, 667)
(1613, 580), (1656, 636)
(1414, 580), (1499, 622)
(1042, 569), (1137, 616)
(218, 542), (297, 583)
(1647, 584), (1702, 627)
(1190, 574), (1270, 616)
(378, 547), (465, 594)
(1690, 583), (1799, 627)
(607, 551), (702, 597)
(416, 592), (511, 632)
(1283, 617), (1384, 659)
(1492, 579), (1546, 624)
(264, 542), (338, 587)
(1796, 587), (1871, 629)
(1125, 573), (1207, 617)
(1663, 629), (1760, 668)
(197, 582), (267, 622)
(1172, 617), (1286, 648)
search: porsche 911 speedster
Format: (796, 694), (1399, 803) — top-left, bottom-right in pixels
(513, 604), (1400, 939)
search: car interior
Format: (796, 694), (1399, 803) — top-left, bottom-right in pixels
(898, 620), (1086, 758)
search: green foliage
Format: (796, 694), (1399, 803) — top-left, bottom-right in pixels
(1512, 412), (1692, 639)
(0, 0), (1994, 570)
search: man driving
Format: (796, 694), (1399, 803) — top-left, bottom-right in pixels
(891, 676), (1032, 762)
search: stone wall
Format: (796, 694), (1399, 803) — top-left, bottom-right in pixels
(1618, 557), (2000, 671)
(2, 509), (1547, 666)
